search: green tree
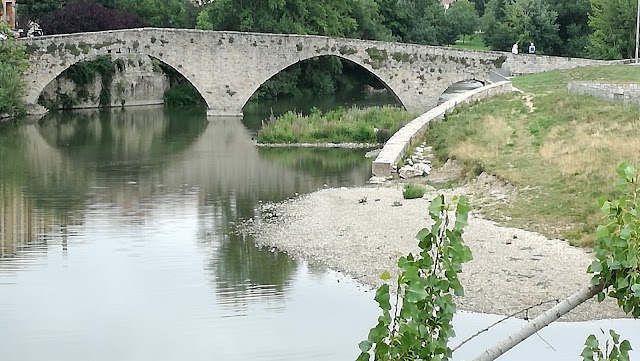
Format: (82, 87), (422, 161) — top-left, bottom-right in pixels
(545, 0), (591, 57)
(113, 0), (197, 28)
(349, 0), (396, 41)
(483, 0), (561, 54)
(374, 0), (413, 39)
(0, 23), (28, 117)
(196, 8), (213, 30)
(588, 0), (637, 60)
(470, 0), (486, 16)
(447, 0), (480, 43)
(480, 0), (511, 49)
(16, 0), (65, 21)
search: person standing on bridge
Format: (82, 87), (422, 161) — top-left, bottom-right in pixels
(529, 42), (536, 54)
(511, 42), (518, 55)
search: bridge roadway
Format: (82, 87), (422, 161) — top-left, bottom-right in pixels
(19, 28), (614, 116)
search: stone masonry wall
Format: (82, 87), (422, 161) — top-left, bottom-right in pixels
(19, 28), (618, 116)
(39, 54), (169, 110)
(372, 81), (514, 178)
(568, 82), (640, 106)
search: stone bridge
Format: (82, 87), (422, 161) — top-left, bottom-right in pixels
(19, 28), (616, 116)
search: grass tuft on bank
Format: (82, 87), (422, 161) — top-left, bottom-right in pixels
(257, 106), (415, 144)
(423, 65), (640, 246)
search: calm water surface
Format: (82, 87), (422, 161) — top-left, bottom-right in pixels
(0, 106), (379, 361)
(1, 103), (639, 361)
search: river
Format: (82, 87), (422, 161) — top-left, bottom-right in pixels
(1, 91), (639, 361)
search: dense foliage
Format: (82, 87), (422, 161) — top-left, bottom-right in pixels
(482, 0), (561, 54)
(481, 0), (640, 59)
(40, 1), (144, 35)
(0, 23), (28, 117)
(588, 0), (638, 60)
(18, 0), (195, 28)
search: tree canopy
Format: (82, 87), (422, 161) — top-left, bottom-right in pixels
(588, 0), (638, 60)
(40, 1), (144, 35)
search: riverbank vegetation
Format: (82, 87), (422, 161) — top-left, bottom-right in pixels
(256, 106), (414, 144)
(0, 23), (28, 118)
(423, 65), (640, 246)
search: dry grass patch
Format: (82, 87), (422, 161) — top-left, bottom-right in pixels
(423, 66), (640, 246)
(540, 121), (640, 180)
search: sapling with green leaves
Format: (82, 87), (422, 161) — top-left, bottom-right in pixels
(357, 194), (473, 361)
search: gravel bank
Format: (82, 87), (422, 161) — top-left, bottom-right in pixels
(244, 183), (628, 322)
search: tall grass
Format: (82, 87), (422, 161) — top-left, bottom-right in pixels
(257, 106), (415, 144)
(424, 65), (640, 246)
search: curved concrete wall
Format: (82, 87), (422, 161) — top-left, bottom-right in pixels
(371, 81), (514, 178)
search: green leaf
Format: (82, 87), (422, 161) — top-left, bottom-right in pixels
(380, 271), (391, 281)
(589, 260), (603, 273)
(375, 284), (391, 311)
(581, 347), (594, 361)
(416, 228), (431, 242)
(597, 291), (605, 302)
(428, 195), (444, 218)
(596, 225), (610, 239)
(631, 284), (640, 297)
(355, 352), (370, 361)
(609, 329), (620, 343)
(406, 282), (429, 303)
(616, 277), (629, 289)
(359, 340), (372, 353)
(585, 334), (599, 349)
(621, 340), (633, 353)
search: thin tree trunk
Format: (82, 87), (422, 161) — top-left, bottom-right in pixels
(470, 283), (603, 361)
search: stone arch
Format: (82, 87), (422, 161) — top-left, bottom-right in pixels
(237, 54), (405, 111)
(435, 75), (490, 99)
(26, 49), (209, 110)
(433, 75), (490, 105)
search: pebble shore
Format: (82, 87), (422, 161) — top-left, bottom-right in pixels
(243, 184), (628, 322)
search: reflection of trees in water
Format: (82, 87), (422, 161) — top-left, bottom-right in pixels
(37, 106), (208, 168)
(2, 109), (370, 294)
(258, 147), (372, 177)
(197, 195), (297, 313)
(164, 118), (372, 204)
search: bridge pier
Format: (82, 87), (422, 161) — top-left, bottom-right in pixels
(206, 108), (243, 118)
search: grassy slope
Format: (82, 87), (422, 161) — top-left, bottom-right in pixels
(451, 34), (490, 51)
(424, 65), (640, 246)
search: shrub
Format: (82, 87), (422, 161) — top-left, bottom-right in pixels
(403, 183), (425, 199)
(0, 23), (27, 117)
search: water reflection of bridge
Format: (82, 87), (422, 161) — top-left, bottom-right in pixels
(0, 107), (371, 309)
